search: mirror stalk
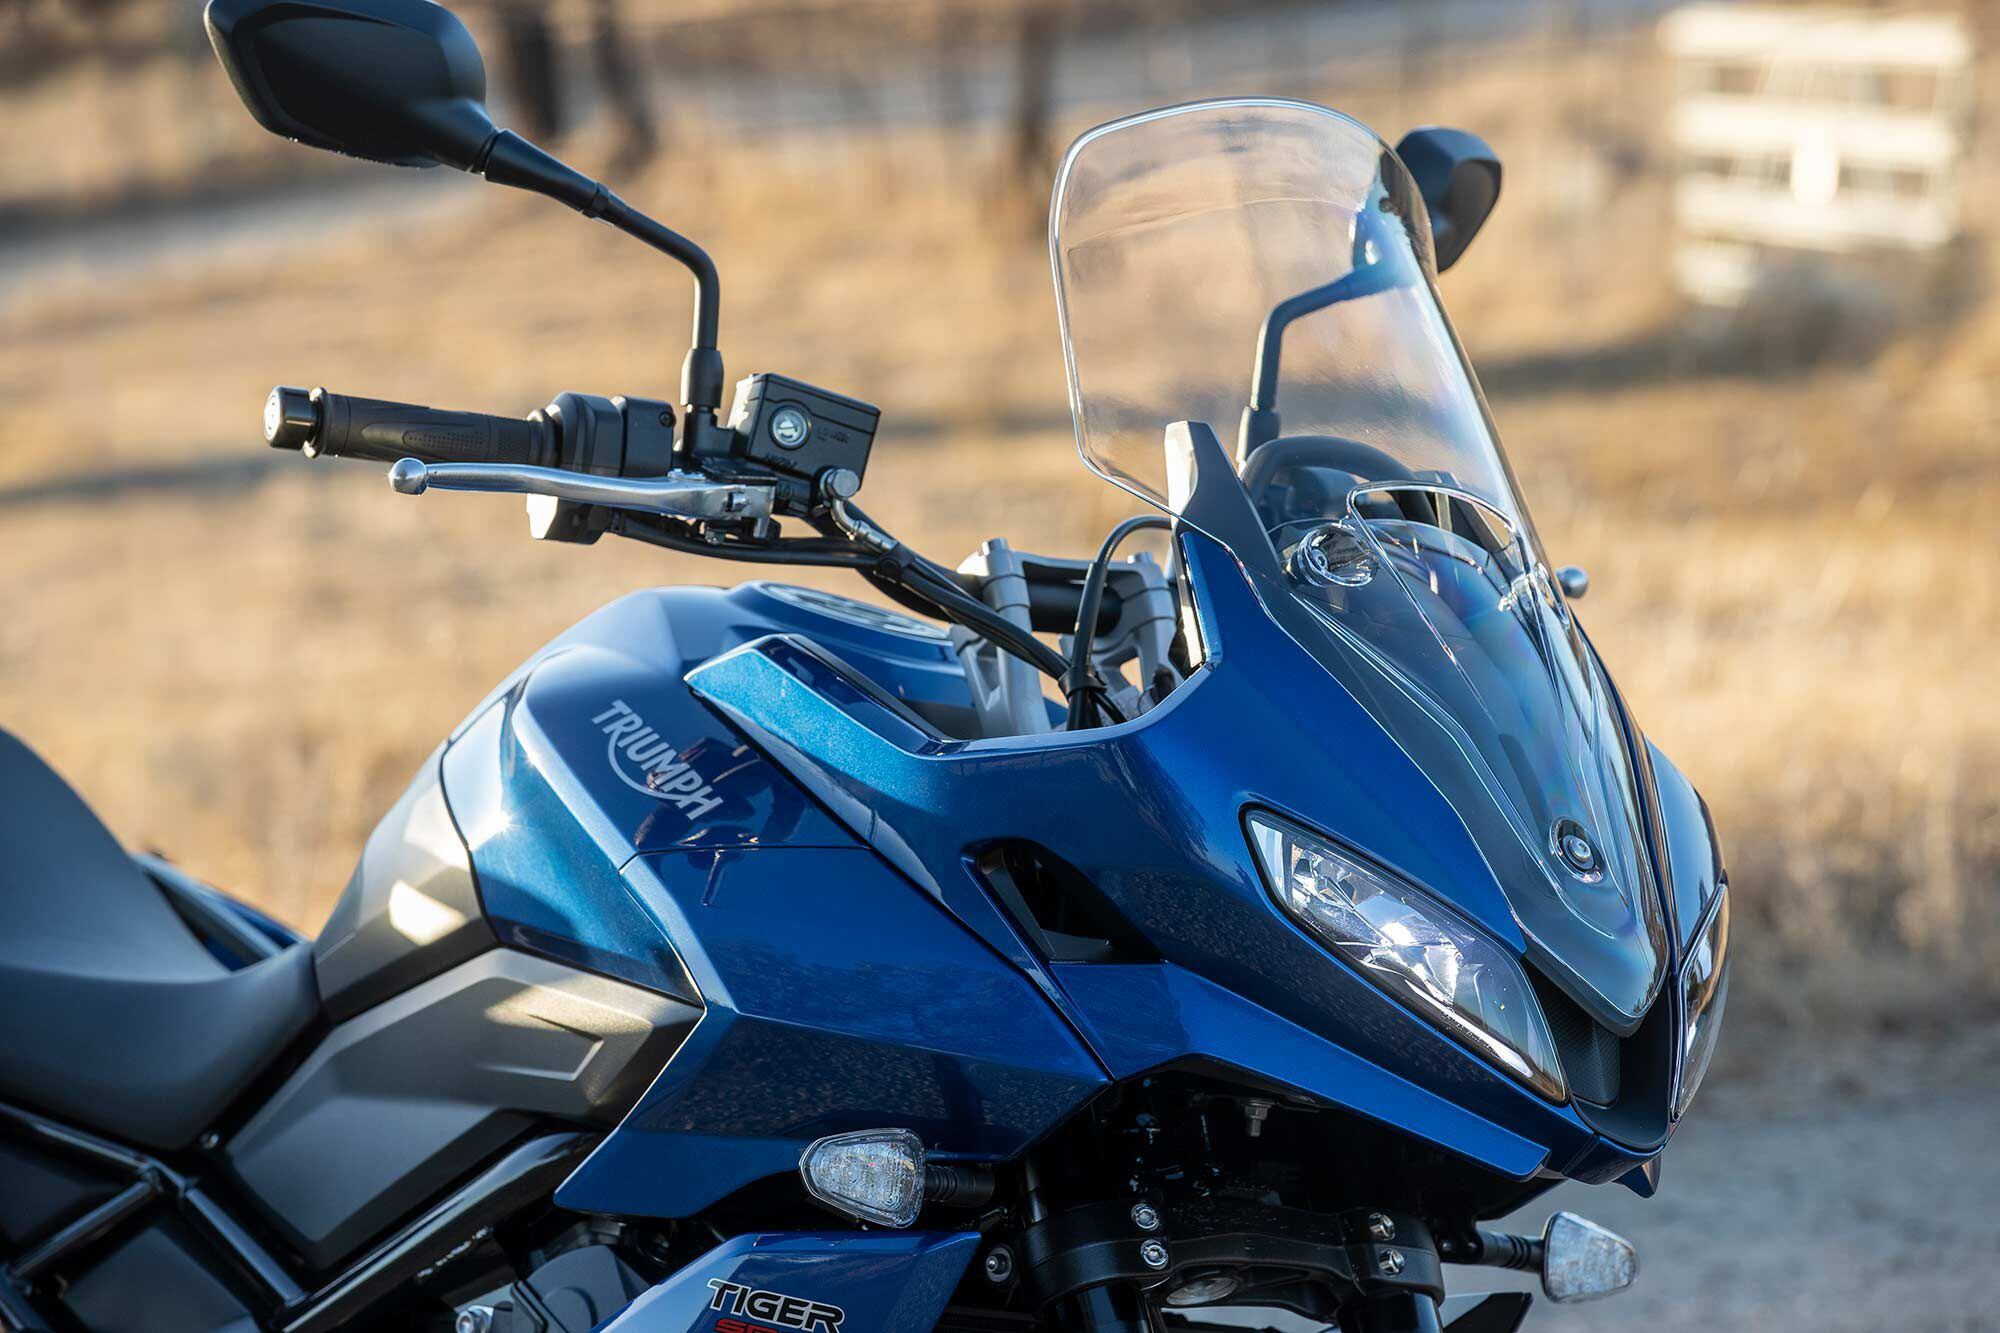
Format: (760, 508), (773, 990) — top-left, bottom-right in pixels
(205, 0), (725, 421)
(476, 130), (723, 415)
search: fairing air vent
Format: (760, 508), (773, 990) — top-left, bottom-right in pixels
(975, 842), (1158, 965)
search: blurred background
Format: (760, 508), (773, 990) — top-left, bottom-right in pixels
(2, 0), (1997, 1324)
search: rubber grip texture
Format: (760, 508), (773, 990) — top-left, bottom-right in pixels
(310, 391), (556, 467)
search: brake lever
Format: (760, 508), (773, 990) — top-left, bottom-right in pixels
(387, 458), (775, 523)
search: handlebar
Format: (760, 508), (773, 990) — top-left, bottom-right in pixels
(253, 383), (1088, 688)
(264, 386), (559, 468)
(1023, 579), (1124, 636)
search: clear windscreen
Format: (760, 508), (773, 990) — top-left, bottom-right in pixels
(1050, 98), (1523, 526)
(1052, 100), (1668, 1027)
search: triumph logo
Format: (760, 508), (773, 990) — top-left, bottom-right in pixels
(705, 1279), (845, 1333)
(592, 699), (724, 820)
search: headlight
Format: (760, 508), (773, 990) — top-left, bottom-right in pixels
(1674, 888), (1729, 1117)
(1247, 813), (1567, 1101)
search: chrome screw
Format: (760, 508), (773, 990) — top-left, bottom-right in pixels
(1140, 1240), (1170, 1270)
(1366, 1212), (1396, 1242)
(455, 1309), (496, 1333)
(1131, 1202), (1162, 1232)
(1377, 1250), (1405, 1277)
(983, 1247), (1015, 1283)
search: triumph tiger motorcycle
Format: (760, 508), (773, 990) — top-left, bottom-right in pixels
(0, 4), (1733, 1332)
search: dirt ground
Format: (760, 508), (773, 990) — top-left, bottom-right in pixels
(1486, 1028), (2000, 1330)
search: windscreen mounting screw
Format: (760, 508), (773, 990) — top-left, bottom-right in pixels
(982, 1247), (1015, 1283)
(1367, 1213), (1396, 1241)
(1131, 1202), (1161, 1232)
(1140, 1240), (1170, 1270)
(1377, 1250), (1405, 1276)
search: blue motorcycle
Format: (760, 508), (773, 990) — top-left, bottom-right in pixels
(0, 4), (1730, 1331)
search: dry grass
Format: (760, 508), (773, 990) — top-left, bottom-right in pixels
(1, 27), (1996, 1027)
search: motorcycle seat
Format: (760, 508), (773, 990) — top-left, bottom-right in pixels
(0, 729), (319, 1152)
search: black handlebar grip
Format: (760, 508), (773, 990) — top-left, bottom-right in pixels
(263, 386), (557, 467)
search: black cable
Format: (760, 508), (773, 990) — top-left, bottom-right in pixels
(836, 502), (978, 594)
(859, 564), (1063, 680)
(808, 504), (1072, 683)
(612, 512), (875, 567)
(618, 514), (1060, 682)
(1066, 515), (1172, 730)
(897, 560), (1070, 681)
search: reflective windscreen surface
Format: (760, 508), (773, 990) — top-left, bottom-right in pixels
(1052, 100), (1668, 1028)
(1050, 98), (1521, 522)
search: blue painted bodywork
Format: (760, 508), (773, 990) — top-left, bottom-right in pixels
(555, 845), (1105, 1217)
(429, 544), (1704, 1226)
(599, 1232), (978, 1333)
(440, 583), (952, 997)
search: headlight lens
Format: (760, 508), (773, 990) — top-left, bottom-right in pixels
(1675, 888), (1730, 1117)
(1247, 813), (1567, 1101)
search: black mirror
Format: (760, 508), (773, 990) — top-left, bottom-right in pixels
(205, 0), (498, 170)
(1394, 127), (1501, 273)
(205, 0), (726, 427)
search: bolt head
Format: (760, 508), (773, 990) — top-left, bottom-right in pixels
(982, 1247), (1014, 1283)
(1140, 1239), (1170, 1270)
(1377, 1249), (1405, 1276)
(1131, 1202), (1162, 1232)
(1366, 1212), (1396, 1241)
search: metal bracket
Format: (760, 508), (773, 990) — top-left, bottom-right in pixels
(0, 1101), (304, 1319)
(1017, 1197), (1443, 1314)
(952, 539), (1054, 738)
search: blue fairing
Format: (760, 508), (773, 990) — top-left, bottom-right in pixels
(439, 553), (1677, 1227)
(436, 582), (1106, 1218)
(441, 582), (965, 995)
(684, 533), (1667, 1180)
(554, 845), (1105, 1218)
(600, 1232), (978, 1333)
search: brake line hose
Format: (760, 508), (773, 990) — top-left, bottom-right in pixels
(1066, 515), (1172, 730)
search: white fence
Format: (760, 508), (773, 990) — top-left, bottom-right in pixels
(1660, 4), (1973, 307)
